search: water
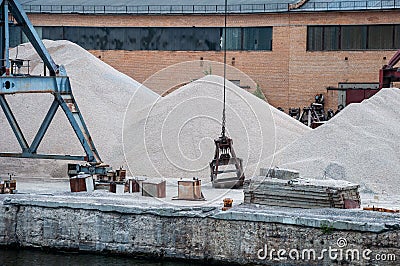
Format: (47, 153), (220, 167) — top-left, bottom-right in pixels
(0, 248), (207, 266)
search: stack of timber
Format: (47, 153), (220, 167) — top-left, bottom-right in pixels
(243, 177), (360, 209)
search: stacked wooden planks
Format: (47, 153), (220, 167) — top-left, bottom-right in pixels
(243, 177), (360, 209)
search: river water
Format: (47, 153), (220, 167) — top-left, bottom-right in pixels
(0, 248), (207, 266)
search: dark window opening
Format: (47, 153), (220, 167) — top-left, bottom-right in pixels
(10, 26), (273, 52)
(341, 26), (367, 50)
(307, 24), (400, 51)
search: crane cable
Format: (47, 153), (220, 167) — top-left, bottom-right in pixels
(221, 0), (227, 138)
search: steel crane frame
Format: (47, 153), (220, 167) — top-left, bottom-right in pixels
(0, 0), (103, 167)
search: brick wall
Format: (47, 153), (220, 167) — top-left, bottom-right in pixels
(27, 10), (400, 110)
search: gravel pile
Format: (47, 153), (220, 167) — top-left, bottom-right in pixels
(0, 40), (158, 178)
(123, 75), (310, 179)
(0, 41), (309, 180)
(266, 88), (400, 197)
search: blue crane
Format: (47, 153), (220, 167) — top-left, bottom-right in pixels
(0, 0), (110, 177)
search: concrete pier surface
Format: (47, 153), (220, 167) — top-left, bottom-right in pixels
(0, 179), (399, 265)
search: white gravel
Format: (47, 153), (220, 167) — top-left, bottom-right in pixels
(264, 88), (400, 202)
(123, 75), (310, 180)
(1, 40), (397, 208)
(0, 40), (158, 178)
(0, 42), (309, 181)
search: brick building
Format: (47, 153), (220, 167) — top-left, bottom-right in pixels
(15, 0), (400, 110)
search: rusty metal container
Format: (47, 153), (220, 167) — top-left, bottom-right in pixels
(9, 180), (16, 190)
(131, 179), (141, 192)
(116, 169), (126, 181)
(130, 179), (142, 193)
(109, 182), (116, 193)
(223, 198), (233, 207)
(222, 198), (233, 211)
(142, 180), (166, 198)
(177, 179), (204, 200)
(70, 177), (87, 192)
(123, 178), (144, 193)
(124, 180), (130, 193)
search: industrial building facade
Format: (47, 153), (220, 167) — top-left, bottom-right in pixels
(17, 0), (400, 110)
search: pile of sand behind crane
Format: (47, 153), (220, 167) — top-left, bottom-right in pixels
(0, 40), (158, 178)
(0, 41), (310, 179)
(264, 88), (400, 199)
(123, 75), (311, 179)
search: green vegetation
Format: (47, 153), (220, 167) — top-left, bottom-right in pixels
(253, 84), (266, 101)
(203, 65), (212, 75)
(320, 222), (335, 234)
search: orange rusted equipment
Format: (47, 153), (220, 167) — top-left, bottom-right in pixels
(222, 198), (233, 211)
(379, 49), (400, 89)
(173, 177), (205, 201)
(363, 206), (399, 213)
(0, 180), (16, 194)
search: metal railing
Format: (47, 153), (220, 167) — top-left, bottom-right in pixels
(298, 0), (400, 11)
(21, 3), (289, 14)
(21, 1), (400, 15)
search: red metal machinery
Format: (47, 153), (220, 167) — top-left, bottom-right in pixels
(379, 50), (400, 89)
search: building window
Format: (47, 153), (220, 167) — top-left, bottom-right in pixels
(341, 26), (367, 50)
(395, 25), (400, 49)
(222, 27), (273, 51)
(307, 26), (323, 51)
(223, 28), (242, 50)
(9, 25), (22, 47)
(323, 26), (340, 50)
(368, 25), (393, 49)
(11, 26), (272, 51)
(307, 24), (400, 51)
(243, 27), (272, 50)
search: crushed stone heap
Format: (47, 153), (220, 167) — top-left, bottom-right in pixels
(124, 75), (310, 179)
(0, 40), (158, 178)
(266, 88), (400, 197)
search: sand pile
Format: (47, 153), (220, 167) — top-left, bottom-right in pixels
(123, 75), (310, 178)
(266, 88), (400, 197)
(0, 40), (158, 177)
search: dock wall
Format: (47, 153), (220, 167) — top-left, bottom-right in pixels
(1, 198), (399, 265)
